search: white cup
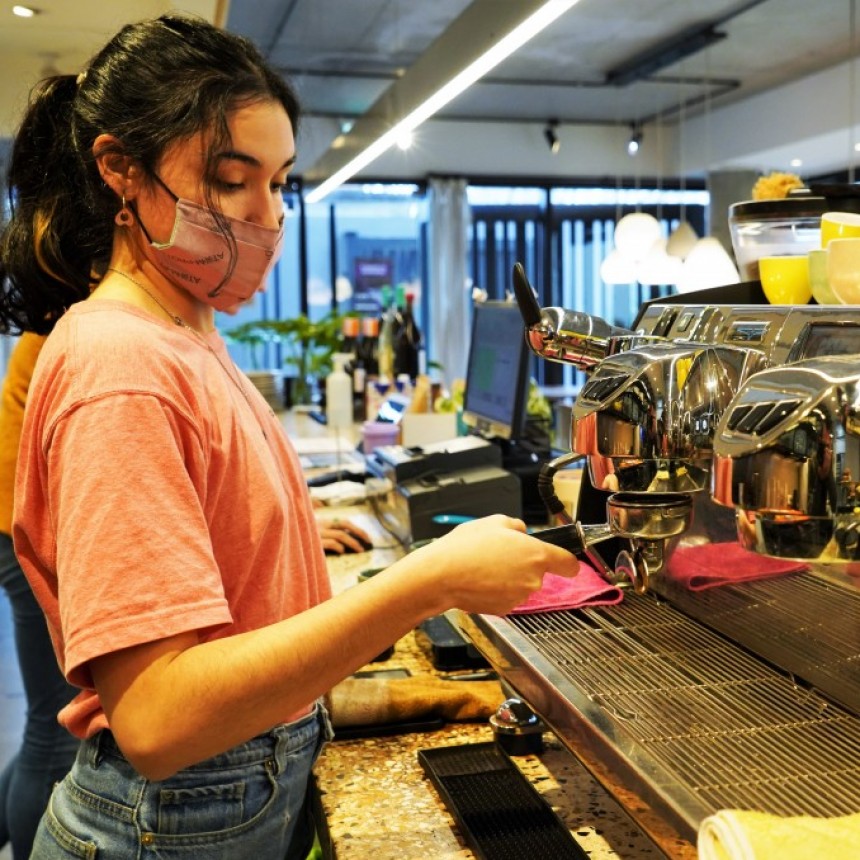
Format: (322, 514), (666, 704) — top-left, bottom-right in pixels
(825, 237), (860, 303)
(808, 249), (839, 304)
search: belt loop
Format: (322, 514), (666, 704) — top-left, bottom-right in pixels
(271, 725), (288, 776)
(317, 699), (335, 744)
(86, 730), (108, 768)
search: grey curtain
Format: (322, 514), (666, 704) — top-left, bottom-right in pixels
(428, 177), (471, 388)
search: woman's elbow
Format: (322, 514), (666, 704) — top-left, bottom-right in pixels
(108, 724), (185, 781)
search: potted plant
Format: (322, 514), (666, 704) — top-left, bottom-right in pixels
(223, 311), (352, 407)
(221, 319), (281, 372)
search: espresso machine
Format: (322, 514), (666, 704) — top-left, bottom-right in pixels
(455, 264), (860, 855)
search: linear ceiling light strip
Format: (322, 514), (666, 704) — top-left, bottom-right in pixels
(305, 0), (581, 204)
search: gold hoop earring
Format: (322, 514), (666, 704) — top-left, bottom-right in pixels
(115, 194), (134, 227)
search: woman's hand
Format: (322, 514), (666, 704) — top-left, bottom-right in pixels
(414, 514), (580, 616)
(317, 516), (372, 555)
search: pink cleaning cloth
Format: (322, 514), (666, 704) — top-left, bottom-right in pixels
(510, 561), (623, 614)
(666, 542), (807, 591)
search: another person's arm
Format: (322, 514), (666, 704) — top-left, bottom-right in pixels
(316, 516), (372, 554)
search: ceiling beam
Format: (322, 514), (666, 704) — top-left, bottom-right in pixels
(606, 25), (727, 87)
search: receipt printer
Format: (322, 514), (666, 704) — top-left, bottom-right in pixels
(366, 437), (522, 545)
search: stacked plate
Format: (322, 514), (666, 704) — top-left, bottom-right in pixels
(245, 370), (284, 411)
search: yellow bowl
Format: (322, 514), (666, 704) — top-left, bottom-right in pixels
(758, 255), (812, 305)
(821, 211), (860, 247)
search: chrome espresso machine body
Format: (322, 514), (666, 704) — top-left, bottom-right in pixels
(456, 267), (860, 854)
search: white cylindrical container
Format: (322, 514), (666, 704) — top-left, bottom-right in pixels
(326, 353), (353, 432)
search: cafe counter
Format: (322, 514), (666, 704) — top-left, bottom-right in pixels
(313, 507), (695, 859)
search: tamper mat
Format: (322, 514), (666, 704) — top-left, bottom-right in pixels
(418, 742), (588, 859)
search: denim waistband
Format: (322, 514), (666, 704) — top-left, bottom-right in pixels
(45, 701), (332, 852)
(82, 703), (326, 777)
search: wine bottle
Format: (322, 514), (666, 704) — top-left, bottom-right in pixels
(394, 290), (421, 380)
(377, 286), (396, 382)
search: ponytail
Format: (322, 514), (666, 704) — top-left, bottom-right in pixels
(0, 75), (107, 334)
(0, 14), (301, 336)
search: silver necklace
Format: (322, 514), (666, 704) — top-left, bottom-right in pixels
(106, 267), (269, 439)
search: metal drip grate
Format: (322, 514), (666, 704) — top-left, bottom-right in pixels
(509, 594), (860, 818)
(668, 573), (860, 709)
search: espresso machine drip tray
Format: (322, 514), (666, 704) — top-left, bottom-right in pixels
(458, 592), (860, 843)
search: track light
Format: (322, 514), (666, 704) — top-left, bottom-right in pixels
(627, 125), (642, 156)
(544, 119), (560, 155)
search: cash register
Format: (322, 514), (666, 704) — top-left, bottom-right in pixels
(366, 300), (539, 545)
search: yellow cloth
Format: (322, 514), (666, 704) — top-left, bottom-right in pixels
(697, 809), (860, 860)
(329, 677), (503, 728)
(0, 333), (46, 535)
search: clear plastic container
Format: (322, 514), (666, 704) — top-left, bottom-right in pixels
(728, 196), (827, 282)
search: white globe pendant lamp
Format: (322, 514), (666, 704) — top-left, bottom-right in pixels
(600, 248), (638, 285)
(637, 237), (684, 286)
(675, 237), (740, 293)
(613, 212), (663, 261)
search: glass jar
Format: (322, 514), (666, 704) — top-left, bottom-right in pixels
(728, 195), (828, 282)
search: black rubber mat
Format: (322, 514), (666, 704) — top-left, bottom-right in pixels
(418, 742), (589, 860)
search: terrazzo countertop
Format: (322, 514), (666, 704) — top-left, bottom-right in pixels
(313, 633), (697, 860)
(315, 517), (696, 859)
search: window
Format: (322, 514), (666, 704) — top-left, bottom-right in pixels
(223, 179), (708, 395)
(466, 183), (708, 389)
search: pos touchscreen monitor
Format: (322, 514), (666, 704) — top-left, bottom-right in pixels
(461, 300), (532, 442)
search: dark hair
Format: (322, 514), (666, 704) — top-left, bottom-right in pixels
(0, 14), (301, 334)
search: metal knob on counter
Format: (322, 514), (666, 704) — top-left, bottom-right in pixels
(490, 697), (545, 755)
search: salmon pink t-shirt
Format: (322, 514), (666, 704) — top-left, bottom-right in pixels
(13, 301), (332, 739)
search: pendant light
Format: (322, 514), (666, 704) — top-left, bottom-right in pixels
(666, 220), (698, 258)
(613, 212), (662, 261)
(675, 46), (739, 293)
(666, 75), (698, 260)
(600, 115), (662, 285)
(638, 237), (684, 286)
(601, 124), (635, 285)
(600, 249), (639, 284)
(675, 236), (740, 292)
(634, 111), (683, 287)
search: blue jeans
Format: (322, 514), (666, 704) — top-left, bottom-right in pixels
(30, 703), (333, 859)
(0, 532), (79, 859)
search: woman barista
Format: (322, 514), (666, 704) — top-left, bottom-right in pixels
(0, 14), (578, 859)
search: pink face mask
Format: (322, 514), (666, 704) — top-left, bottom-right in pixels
(138, 181), (284, 311)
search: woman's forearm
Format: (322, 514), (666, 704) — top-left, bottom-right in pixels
(91, 516), (577, 780)
(92, 554), (445, 780)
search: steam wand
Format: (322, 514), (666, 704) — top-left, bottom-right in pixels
(535, 451), (618, 582)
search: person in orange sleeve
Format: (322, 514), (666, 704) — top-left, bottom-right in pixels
(0, 333), (79, 859)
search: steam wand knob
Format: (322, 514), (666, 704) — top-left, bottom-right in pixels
(490, 697), (545, 755)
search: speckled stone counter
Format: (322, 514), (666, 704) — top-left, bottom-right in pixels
(313, 632), (698, 859)
(315, 518), (696, 860)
